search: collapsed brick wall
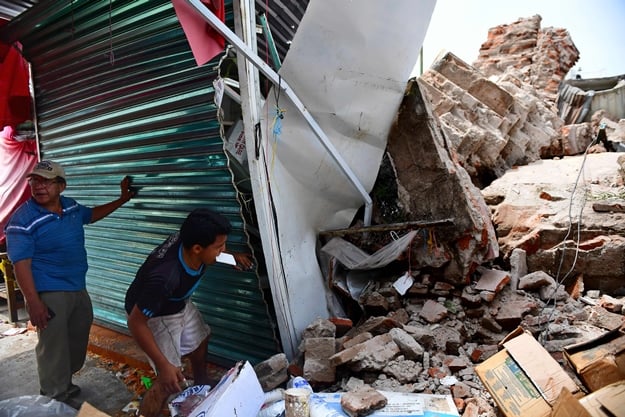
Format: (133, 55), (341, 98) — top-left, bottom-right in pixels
(473, 14), (580, 103)
(417, 15), (585, 188)
(419, 53), (564, 188)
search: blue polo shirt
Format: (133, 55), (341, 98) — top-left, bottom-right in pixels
(5, 196), (93, 292)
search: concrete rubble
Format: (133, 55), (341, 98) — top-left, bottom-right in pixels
(253, 264), (624, 416)
(482, 152), (625, 295)
(377, 13), (625, 295)
(381, 77), (498, 286)
(419, 15), (580, 187)
(472, 15), (579, 103)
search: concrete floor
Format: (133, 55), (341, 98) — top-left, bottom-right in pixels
(0, 300), (229, 416)
(0, 302), (141, 416)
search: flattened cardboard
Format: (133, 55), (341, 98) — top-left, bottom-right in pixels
(579, 380), (625, 417)
(475, 328), (580, 417)
(77, 402), (112, 417)
(594, 381), (625, 417)
(563, 328), (625, 392)
(185, 361), (264, 417)
(503, 332), (579, 403)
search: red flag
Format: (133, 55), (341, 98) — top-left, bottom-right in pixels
(172, 0), (226, 66)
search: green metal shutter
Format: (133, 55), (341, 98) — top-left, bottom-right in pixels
(11, 0), (280, 365)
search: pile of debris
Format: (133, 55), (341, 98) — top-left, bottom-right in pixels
(253, 259), (625, 416)
(250, 14), (625, 417)
(417, 15), (623, 189)
(372, 12), (625, 296)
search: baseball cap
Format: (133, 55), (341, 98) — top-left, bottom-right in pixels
(27, 160), (66, 180)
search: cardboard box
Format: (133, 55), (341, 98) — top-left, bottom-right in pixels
(182, 360), (265, 417)
(550, 388), (592, 417)
(579, 380), (625, 417)
(475, 328), (580, 417)
(563, 328), (625, 392)
(551, 380), (625, 417)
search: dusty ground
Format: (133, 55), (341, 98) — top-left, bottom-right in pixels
(0, 319), (140, 415)
(0, 305), (228, 416)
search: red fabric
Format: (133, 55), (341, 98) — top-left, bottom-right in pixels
(0, 126), (38, 245)
(172, 0), (226, 66)
(0, 32), (35, 246)
(0, 40), (31, 128)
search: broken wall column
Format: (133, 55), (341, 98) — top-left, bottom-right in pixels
(384, 79), (498, 284)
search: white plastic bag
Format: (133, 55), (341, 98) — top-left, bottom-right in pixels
(0, 395), (77, 417)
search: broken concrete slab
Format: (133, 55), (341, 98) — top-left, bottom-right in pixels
(302, 337), (336, 384)
(482, 152), (625, 294)
(474, 267), (510, 292)
(254, 353), (289, 392)
(419, 300), (449, 324)
(340, 386), (387, 417)
(381, 78), (498, 284)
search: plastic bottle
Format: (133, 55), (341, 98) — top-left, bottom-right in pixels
(286, 376), (313, 393)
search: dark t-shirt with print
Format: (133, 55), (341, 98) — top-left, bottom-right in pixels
(124, 232), (204, 317)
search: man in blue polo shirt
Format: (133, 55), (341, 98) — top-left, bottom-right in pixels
(4, 160), (134, 405)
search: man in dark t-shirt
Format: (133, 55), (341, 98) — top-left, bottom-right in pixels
(125, 208), (251, 416)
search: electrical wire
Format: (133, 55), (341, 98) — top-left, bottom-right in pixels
(538, 129), (601, 344)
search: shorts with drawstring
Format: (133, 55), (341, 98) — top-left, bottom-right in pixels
(146, 300), (210, 372)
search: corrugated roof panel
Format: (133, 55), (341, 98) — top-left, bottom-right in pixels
(255, 0), (309, 62)
(591, 83), (625, 121)
(0, 0), (37, 21)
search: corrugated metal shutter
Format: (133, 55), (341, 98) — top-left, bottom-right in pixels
(591, 85), (625, 122)
(10, 0), (282, 365)
(0, 0), (38, 21)
(255, 0), (308, 63)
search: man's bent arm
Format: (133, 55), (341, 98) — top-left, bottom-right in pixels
(127, 305), (184, 393)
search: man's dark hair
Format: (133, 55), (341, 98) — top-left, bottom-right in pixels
(180, 208), (232, 249)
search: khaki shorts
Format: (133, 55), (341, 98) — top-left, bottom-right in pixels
(146, 300), (210, 371)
